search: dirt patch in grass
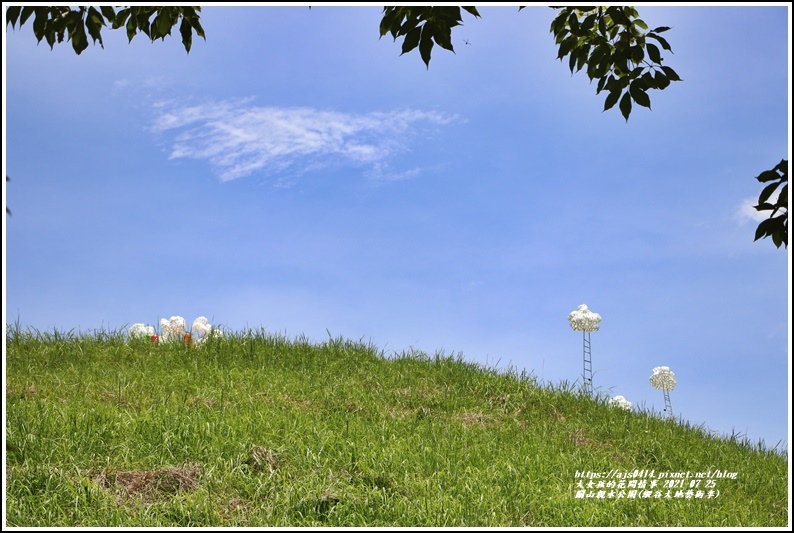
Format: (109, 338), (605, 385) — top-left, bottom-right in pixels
(246, 445), (279, 474)
(188, 395), (219, 408)
(569, 427), (616, 455)
(454, 411), (497, 427)
(548, 404), (566, 423)
(92, 463), (203, 504)
(6, 385), (36, 399)
(218, 496), (254, 525)
(569, 427), (595, 448)
(394, 386), (440, 399)
(99, 390), (131, 407)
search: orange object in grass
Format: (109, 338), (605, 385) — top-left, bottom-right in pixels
(183, 332), (193, 347)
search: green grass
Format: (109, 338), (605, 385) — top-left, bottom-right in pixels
(5, 326), (789, 527)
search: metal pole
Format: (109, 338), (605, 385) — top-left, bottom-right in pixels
(582, 330), (593, 396)
(663, 390), (673, 418)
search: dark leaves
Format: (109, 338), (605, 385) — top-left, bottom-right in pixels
(629, 80), (651, 108)
(381, 6), (477, 68)
(603, 89), (621, 111)
(549, 6), (681, 121)
(753, 159), (788, 248)
(618, 91), (632, 121)
(5, 5), (205, 54)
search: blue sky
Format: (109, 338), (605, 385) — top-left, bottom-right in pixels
(3, 4), (791, 452)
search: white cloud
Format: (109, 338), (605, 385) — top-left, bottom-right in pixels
(736, 198), (765, 224)
(364, 161), (423, 183)
(150, 99), (458, 182)
(735, 193), (782, 225)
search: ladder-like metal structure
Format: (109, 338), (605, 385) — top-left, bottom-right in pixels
(582, 331), (593, 396)
(663, 390), (674, 419)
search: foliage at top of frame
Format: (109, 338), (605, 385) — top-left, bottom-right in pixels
(5, 5), (205, 55)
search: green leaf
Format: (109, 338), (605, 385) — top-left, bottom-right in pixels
(630, 81), (651, 108)
(598, 13), (607, 35)
(401, 26), (421, 54)
(603, 88), (621, 111)
(437, 5), (463, 26)
(651, 26), (671, 33)
(635, 72), (651, 90)
(112, 8), (130, 30)
(550, 10), (568, 37)
(68, 16), (88, 54)
(379, 8), (399, 38)
(575, 45), (590, 72)
(568, 11), (581, 36)
(591, 60), (610, 80)
(661, 66), (681, 81)
(596, 73), (615, 94)
(754, 217), (776, 241)
(596, 76), (607, 94)
(418, 23), (435, 67)
(20, 6), (36, 26)
(185, 8), (205, 39)
(125, 16), (137, 42)
(135, 9), (153, 39)
(648, 32), (672, 51)
(606, 6), (628, 25)
(586, 45), (604, 69)
(581, 13), (596, 32)
(756, 169), (782, 183)
(6, 6), (21, 27)
(32, 8), (48, 43)
(647, 42), (662, 63)
(99, 6), (116, 24)
(557, 35), (579, 60)
(758, 182), (781, 204)
(614, 59), (630, 76)
(396, 17), (418, 38)
(568, 48), (578, 72)
(589, 47), (611, 79)
(85, 7), (105, 46)
(634, 18), (648, 30)
(619, 91), (632, 120)
(462, 6), (481, 18)
(432, 23), (454, 52)
(153, 8), (175, 40)
(653, 70), (670, 90)
(179, 17), (192, 53)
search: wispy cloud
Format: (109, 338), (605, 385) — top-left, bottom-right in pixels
(364, 162), (424, 183)
(150, 99), (458, 182)
(735, 193), (781, 225)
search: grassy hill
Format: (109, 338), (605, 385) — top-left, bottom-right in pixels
(5, 327), (789, 527)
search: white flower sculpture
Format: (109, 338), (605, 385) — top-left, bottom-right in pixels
(609, 395), (632, 411)
(128, 323), (155, 338)
(568, 304), (602, 332)
(130, 315), (224, 346)
(159, 316), (186, 339)
(191, 316), (224, 344)
(649, 366), (677, 392)
(192, 316), (212, 336)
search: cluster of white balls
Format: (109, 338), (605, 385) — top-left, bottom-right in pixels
(649, 366), (677, 392)
(567, 304), (602, 332)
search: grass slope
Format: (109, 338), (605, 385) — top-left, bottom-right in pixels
(4, 327), (789, 527)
